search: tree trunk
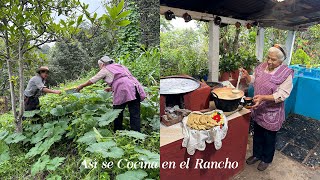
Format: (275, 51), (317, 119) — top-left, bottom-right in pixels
(4, 28), (18, 126)
(232, 28), (241, 53)
(16, 37), (24, 132)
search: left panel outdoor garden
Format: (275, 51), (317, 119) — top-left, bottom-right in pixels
(0, 0), (160, 179)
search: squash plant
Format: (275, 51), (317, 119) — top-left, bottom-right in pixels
(0, 81), (160, 179)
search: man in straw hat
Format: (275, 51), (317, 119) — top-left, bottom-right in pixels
(76, 56), (146, 132)
(24, 66), (61, 111)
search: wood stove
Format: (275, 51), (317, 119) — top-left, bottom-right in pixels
(160, 81), (211, 126)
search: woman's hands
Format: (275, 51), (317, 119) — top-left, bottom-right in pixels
(252, 95), (264, 108)
(252, 94), (276, 108)
(43, 88), (61, 95)
(76, 85), (84, 92)
(104, 87), (112, 92)
(240, 68), (251, 83)
(76, 81), (93, 92)
(53, 90), (62, 94)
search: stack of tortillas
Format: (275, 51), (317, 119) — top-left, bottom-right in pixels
(186, 111), (225, 130)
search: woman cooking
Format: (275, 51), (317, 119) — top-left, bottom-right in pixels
(76, 56), (146, 132)
(242, 44), (293, 171)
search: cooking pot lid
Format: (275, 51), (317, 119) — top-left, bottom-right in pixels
(160, 77), (200, 94)
(212, 87), (244, 100)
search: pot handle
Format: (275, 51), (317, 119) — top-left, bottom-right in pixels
(212, 92), (219, 99)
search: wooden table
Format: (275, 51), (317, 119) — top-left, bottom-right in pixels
(160, 108), (251, 180)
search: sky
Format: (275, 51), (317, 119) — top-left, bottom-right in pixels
(169, 17), (197, 29)
(80, 0), (196, 30)
(80, 0), (105, 17)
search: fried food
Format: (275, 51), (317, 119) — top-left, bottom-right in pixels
(187, 111), (225, 130)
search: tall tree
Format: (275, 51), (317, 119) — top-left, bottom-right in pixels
(0, 0), (90, 132)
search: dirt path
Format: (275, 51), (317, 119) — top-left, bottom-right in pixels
(233, 137), (320, 180)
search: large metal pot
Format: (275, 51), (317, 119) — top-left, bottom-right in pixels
(211, 87), (244, 112)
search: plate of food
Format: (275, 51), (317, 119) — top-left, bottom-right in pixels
(186, 110), (226, 130)
(182, 110), (229, 155)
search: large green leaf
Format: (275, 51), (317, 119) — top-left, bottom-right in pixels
(77, 131), (96, 145)
(95, 109), (122, 127)
(31, 155), (50, 175)
(85, 141), (124, 158)
(23, 110), (40, 117)
(77, 14), (83, 26)
(117, 10), (131, 19)
(30, 155), (65, 176)
(116, 0), (125, 15)
(116, 20), (131, 27)
(0, 141), (10, 164)
(30, 128), (47, 144)
(4, 133), (26, 144)
(50, 105), (66, 116)
(0, 151), (10, 164)
(117, 130), (147, 140)
(46, 157), (65, 170)
(116, 170), (148, 180)
(0, 130), (9, 140)
(96, 90), (112, 100)
(25, 124), (42, 133)
(84, 104), (99, 112)
(26, 136), (58, 158)
(46, 175), (62, 180)
(134, 147), (160, 165)
(71, 93), (84, 99)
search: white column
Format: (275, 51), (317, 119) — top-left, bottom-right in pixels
(284, 31), (296, 65)
(255, 27), (265, 62)
(208, 21), (220, 82)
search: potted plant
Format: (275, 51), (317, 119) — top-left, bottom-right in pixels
(219, 54), (239, 81)
(241, 54), (258, 74)
(231, 54), (242, 80)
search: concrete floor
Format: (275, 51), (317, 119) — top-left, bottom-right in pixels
(233, 137), (320, 180)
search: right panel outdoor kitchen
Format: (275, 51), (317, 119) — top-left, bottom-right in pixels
(159, 0), (320, 179)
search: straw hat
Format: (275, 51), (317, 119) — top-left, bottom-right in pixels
(36, 66), (49, 73)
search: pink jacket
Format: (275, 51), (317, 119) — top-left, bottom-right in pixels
(104, 64), (146, 105)
(252, 62), (293, 131)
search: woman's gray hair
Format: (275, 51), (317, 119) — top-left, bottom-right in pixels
(98, 56), (114, 65)
(268, 46), (286, 62)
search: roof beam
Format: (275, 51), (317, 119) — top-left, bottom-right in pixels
(160, 6), (254, 26)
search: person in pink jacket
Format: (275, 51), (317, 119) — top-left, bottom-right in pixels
(76, 56), (146, 132)
(242, 44), (294, 171)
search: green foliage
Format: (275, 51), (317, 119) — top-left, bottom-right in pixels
(117, 130), (147, 140)
(4, 133), (26, 144)
(112, 1), (141, 57)
(118, 47), (160, 86)
(48, 42), (89, 86)
(85, 141), (125, 158)
(31, 155), (65, 176)
(0, 141), (10, 164)
(160, 27), (208, 77)
(116, 170), (148, 180)
(0, 74), (159, 178)
(291, 49), (311, 65)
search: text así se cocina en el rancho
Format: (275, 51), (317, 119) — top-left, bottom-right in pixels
(81, 158), (238, 169)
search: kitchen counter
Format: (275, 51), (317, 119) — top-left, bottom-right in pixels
(160, 108), (251, 180)
(160, 108), (251, 147)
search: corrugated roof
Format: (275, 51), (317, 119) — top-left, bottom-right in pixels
(160, 0), (320, 30)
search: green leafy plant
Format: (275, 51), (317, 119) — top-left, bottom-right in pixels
(291, 48), (311, 65)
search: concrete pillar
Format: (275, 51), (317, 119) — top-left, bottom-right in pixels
(208, 21), (220, 82)
(284, 31), (296, 65)
(255, 27), (265, 62)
